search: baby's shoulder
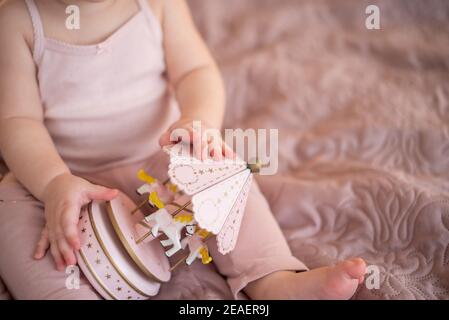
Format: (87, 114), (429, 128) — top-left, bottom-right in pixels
(146, 0), (164, 23)
(0, 0), (34, 50)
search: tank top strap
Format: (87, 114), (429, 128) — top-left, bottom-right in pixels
(24, 0), (45, 64)
(137, 0), (163, 43)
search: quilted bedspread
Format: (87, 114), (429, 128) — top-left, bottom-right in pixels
(1, 0), (449, 300)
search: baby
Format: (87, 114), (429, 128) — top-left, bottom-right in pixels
(0, 0), (366, 300)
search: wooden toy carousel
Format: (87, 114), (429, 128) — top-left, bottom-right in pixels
(76, 145), (261, 300)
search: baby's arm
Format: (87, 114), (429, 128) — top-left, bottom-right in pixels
(0, 5), (69, 199)
(0, 2), (117, 270)
(159, 0), (229, 158)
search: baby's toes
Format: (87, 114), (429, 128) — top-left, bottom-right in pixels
(340, 258), (366, 280)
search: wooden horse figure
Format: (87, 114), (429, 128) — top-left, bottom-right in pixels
(144, 208), (195, 257)
(160, 222), (196, 255)
(181, 229), (212, 265)
(136, 169), (176, 207)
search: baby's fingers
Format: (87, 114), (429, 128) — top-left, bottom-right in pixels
(222, 142), (236, 159)
(208, 137), (223, 161)
(158, 130), (172, 147)
(33, 227), (50, 260)
(159, 123), (191, 147)
(49, 239), (65, 271)
(57, 237), (77, 266)
(61, 211), (80, 250)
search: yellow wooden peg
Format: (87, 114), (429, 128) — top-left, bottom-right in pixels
(173, 213), (193, 223)
(167, 183), (178, 194)
(197, 229), (210, 239)
(199, 246), (212, 264)
(137, 169), (156, 184)
(148, 191), (165, 209)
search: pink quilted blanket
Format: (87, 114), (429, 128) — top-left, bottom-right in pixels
(1, 0), (448, 300)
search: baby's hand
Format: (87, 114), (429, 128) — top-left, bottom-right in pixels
(33, 173), (118, 271)
(159, 118), (234, 160)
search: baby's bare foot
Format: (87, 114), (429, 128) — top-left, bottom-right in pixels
(245, 258), (366, 300)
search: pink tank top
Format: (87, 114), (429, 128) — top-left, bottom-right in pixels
(24, 0), (180, 173)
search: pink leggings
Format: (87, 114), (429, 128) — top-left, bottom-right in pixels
(0, 152), (306, 299)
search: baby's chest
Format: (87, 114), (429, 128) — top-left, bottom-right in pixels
(37, 22), (166, 115)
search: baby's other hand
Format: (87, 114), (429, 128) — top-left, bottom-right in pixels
(159, 118), (234, 160)
(33, 173), (118, 271)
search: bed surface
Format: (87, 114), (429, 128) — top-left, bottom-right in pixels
(1, 0), (449, 300)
